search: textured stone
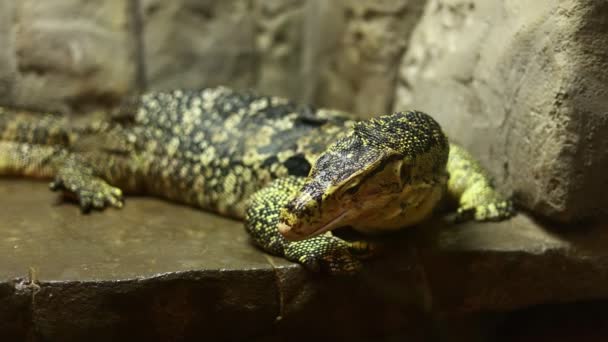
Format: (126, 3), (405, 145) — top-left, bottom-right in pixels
(395, 0), (608, 223)
(142, 0), (257, 92)
(0, 180), (271, 281)
(311, 0), (425, 118)
(30, 271), (279, 341)
(0, 282), (30, 341)
(433, 301), (608, 341)
(252, 0), (309, 101)
(1, 0), (137, 113)
(262, 257), (433, 340)
(0, 1), (17, 104)
(415, 215), (608, 313)
(492, 301), (608, 342)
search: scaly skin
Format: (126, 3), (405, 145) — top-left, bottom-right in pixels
(246, 176), (373, 275)
(0, 87), (514, 274)
(446, 144), (514, 222)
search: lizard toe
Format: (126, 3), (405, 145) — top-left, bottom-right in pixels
(474, 200), (515, 221)
(455, 200), (515, 223)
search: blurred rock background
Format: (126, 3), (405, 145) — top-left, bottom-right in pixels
(0, 0), (606, 224)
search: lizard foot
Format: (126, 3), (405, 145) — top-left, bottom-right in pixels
(285, 234), (363, 275)
(50, 174), (123, 213)
(455, 199), (515, 223)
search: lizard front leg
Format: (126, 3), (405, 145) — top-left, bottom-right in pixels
(0, 141), (124, 212)
(446, 143), (515, 222)
(246, 176), (369, 275)
(49, 153), (124, 212)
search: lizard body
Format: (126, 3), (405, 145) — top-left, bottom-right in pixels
(0, 86), (514, 274)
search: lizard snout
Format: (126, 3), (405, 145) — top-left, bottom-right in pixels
(278, 221), (306, 241)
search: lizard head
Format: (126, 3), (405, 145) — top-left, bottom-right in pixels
(278, 111), (449, 241)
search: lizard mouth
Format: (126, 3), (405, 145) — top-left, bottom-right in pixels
(278, 209), (351, 241)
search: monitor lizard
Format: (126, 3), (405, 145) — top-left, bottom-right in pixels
(0, 86), (514, 274)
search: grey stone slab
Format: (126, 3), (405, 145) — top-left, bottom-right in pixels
(1, 179), (608, 339)
(395, 0), (608, 223)
(0, 180), (271, 281)
(0, 179), (432, 339)
(1, 179), (281, 340)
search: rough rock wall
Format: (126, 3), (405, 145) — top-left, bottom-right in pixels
(254, 0), (310, 102)
(0, 0), (138, 113)
(395, 0), (608, 222)
(142, 0), (257, 92)
(311, 0), (425, 118)
(0, 0), (423, 116)
(0, 0), (606, 223)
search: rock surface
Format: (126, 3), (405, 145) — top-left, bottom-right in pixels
(1, 179), (608, 339)
(0, 0), (605, 233)
(0, 0), (138, 113)
(253, 0), (310, 101)
(311, 0), (425, 118)
(139, 0), (427, 116)
(395, 0), (608, 223)
(0, 1), (17, 106)
(142, 0), (258, 92)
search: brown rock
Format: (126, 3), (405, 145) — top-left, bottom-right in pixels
(0, 179), (434, 340)
(0, 282), (30, 341)
(395, 0), (608, 223)
(415, 215), (608, 313)
(1, 179), (608, 338)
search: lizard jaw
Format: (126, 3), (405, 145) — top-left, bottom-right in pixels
(278, 209), (351, 241)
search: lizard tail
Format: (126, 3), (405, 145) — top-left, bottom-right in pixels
(0, 107), (73, 146)
(0, 141), (62, 178)
(0, 107), (72, 178)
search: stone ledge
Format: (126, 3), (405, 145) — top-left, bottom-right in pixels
(415, 218), (608, 314)
(1, 179), (607, 340)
